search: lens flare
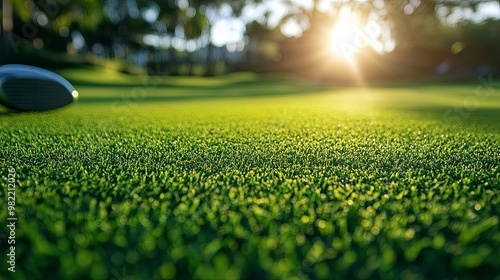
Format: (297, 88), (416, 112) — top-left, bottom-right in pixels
(330, 8), (362, 61)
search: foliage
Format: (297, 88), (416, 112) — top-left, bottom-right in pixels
(3, 0), (500, 78)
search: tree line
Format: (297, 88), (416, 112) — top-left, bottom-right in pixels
(1, 0), (499, 81)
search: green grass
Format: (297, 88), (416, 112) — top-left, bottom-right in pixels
(1, 70), (500, 280)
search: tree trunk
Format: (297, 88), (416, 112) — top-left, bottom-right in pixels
(2, 0), (13, 62)
(204, 43), (215, 76)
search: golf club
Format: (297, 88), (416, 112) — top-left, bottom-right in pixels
(0, 64), (78, 111)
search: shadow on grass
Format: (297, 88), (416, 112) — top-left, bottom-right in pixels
(0, 111), (20, 116)
(390, 105), (500, 125)
(77, 91), (312, 104)
(65, 70), (320, 89)
(69, 78), (316, 89)
(76, 84), (329, 104)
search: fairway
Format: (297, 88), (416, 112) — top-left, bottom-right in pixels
(1, 71), (500, 280)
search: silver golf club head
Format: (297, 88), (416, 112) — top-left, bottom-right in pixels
(0, 64), (78, 111)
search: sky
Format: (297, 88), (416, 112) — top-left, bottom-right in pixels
(143, 0), (500, 52)
(439, 1), (500, 24)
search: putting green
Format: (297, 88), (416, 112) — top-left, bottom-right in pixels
(1, 70), (499, 279)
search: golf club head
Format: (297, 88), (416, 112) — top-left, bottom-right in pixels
(0, 64), (78, 111)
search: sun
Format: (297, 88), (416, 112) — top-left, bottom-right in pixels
(329, 9), (363, 61)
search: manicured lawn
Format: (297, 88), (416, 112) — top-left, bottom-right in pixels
(1, 70), (499, 279)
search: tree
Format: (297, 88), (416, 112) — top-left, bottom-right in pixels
(1, 0), (105, 63)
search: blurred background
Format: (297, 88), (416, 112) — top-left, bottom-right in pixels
(1, 0), (499, 83)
